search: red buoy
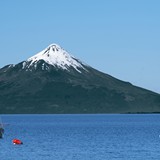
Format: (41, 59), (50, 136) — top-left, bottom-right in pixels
(12, 139), (23, 145)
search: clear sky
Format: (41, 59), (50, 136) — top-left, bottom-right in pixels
(0, 0), (160, 93)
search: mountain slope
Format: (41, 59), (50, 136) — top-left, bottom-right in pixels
(0, 44), (160, 114)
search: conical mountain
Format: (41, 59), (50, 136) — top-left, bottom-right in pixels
(0, 44), (160, 113)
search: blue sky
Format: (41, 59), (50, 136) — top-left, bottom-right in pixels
(0, 0), (160, 93)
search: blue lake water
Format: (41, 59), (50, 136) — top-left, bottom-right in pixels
(1, 114), (160, 160)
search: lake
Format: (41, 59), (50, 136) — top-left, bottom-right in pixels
(0, 114), (160, 160)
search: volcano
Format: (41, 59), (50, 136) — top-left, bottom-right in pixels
(0, 44), (160, 113)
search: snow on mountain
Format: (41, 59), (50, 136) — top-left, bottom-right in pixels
(25, 43), (86, 72)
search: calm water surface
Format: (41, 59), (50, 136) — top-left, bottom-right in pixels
(1, 114), (160, 160)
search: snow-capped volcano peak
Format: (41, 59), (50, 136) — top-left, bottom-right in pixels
(43, 43), (63, 54)
(26, 43), (85, 72)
